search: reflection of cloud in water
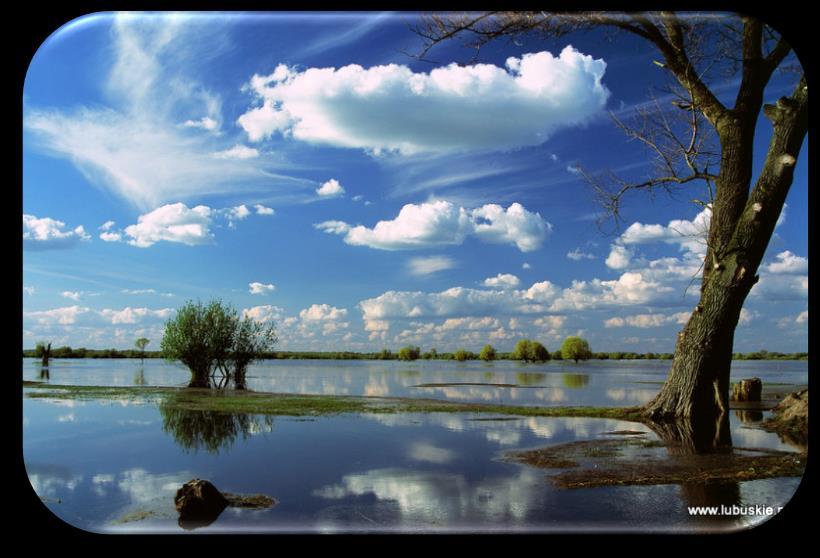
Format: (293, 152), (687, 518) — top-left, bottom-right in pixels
(313, 467), (545, 523)
(732, 427), (795, 452)
(322, 383), (349, 395)
(57, 413), (75, 422)
(533, 388), (567, 403)
(364, 376), (391, 397)
(524, 417), (555, 439)
(44, 400), (85, 408)
(117, 468), (194, 505)
(484, 429), (522, 446)
(408, 442), (456, 464)
(116, 419), (154, 426)
(27, 464), (83, 499)
(605, 388), (656, 403)
(92, 473), (115, 496)
(246, 420), (274, 435)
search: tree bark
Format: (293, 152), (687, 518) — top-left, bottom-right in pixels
(644, 77), (808, 431)
(188, 367), (212, 388)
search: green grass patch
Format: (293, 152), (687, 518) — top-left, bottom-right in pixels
(23, 382), (645, 421)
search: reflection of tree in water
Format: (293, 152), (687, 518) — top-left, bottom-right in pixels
(647, 411), (733, 455)
(647, 411), (742, 525)
(562, 374), (589, 389)
(679, 481), (741, 526)
(515, 372), (544, 386)
(134, 366), (146, 386)
(159, 397), (273, 454)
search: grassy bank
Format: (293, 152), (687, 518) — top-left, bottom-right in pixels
(23, 381), (645, 421)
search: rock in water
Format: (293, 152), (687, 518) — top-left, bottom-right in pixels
(731, 378), (762, 401)
(175, 479), (229, 528)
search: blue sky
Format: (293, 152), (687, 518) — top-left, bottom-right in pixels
(22, 12), (808, 352)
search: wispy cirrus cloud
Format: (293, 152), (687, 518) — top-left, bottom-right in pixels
(24, 13), (307, 210)
(407, 256), (457, 276)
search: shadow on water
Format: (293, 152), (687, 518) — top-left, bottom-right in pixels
(159, 395), (274, 454)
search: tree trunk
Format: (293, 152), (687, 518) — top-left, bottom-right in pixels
(188, 367), (211, 388)
(643, 256), (751, 425)
(644, 78), (808, 434)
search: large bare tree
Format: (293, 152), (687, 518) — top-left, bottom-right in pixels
(414, 12), (807, 435)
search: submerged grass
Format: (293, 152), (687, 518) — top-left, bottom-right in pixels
(23, 382), (644, 421)
(507, 437), (806, 488)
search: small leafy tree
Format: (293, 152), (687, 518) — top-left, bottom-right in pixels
(377, 348), (394, 360)
(135, 337), (150, 361)
(398, 345), (421, 361)
(479, 344), (496, 361)
(530, 341), (550, 362)
(161, 300), (276, 388)
(228, 316), (278, 389)
(511, 339), (532, 361)
(453, 348), (471, 361)
(512, 339), (549, 362)
(561, 337), (593, 363)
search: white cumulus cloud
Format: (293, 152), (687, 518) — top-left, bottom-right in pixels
(249, 282), (276, 295)
(299, 303), (348, 322)
(238, 46), (609, 155)
(482, 273), (520, 288)
(123, 203), (213, 248)
(23, 215), (91, 250)
(316, 178), (345, 197)
(764, 251), (808, 274)
(242, 305), (284, 324)
(315, 200), (550, 252)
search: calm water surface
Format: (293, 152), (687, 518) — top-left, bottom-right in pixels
(23, 358), (807, 533)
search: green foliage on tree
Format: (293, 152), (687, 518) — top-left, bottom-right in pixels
(479, 344), (496, 361)
(161, 300), (277, 388)
(561, 336), (593, 363)
(377, 349), (394, 360)
(398, 345), (421, 361)
(453, 348), (472, 361)
(135, 337), (150, 361)
(511, 339), (550, 362)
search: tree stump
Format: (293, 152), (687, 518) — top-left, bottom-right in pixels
(731, 378), (762, 402)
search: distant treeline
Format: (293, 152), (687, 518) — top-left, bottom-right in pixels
(21, 346), (808, 361)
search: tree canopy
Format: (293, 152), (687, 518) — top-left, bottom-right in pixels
(161, 300), (277, 388)
(561, 337), (593, 363)
(512, 339), (550, 362)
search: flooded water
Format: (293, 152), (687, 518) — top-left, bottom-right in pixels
(22, 358), (807, 533)
(22, 358), (808, 407)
